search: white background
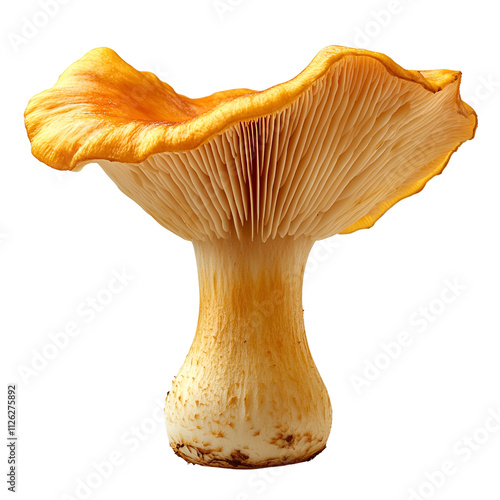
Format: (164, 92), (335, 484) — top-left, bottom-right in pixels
(1, 0), (499, 499)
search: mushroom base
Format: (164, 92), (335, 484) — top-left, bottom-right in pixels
(165, 236), (332, 468)
(171, 441), (326, 469)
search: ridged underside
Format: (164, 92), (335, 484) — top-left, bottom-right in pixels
(99, 55), (474, 241)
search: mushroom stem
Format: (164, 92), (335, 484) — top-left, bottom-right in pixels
(165, 235), (332, 468)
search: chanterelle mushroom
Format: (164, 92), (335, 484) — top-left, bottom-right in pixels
(25, 46), (477, 468)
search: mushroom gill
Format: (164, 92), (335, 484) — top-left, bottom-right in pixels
(25, 46), (477, 468)
(101, 58), (473, 242)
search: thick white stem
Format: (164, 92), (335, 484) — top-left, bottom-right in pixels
(165, 236), (332, 468)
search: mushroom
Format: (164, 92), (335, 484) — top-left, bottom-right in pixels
(25, 46), (477, 469)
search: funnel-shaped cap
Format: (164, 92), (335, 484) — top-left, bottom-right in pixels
(25, 46), (477, 241)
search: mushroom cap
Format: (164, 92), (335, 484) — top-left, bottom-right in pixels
(25, 46), (477, 241)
